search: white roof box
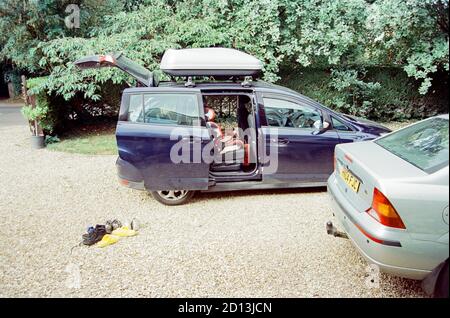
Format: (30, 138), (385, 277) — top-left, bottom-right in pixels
(160, 48), (263, 77)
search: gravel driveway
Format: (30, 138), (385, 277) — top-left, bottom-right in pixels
(0, 123), (426, 297)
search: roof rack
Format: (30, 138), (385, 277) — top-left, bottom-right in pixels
(182, 75), (256, 88)
(241, 76), (253, 87)
(184, 76), (195, 87)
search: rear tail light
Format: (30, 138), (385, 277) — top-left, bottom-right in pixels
(119, 178), (129, 187)
(366, 188), (405, 229)
(99, 55), (115, 65)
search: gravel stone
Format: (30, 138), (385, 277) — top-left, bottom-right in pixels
(0, 125), (426, 297)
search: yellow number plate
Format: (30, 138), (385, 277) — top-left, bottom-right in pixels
(340, 169), (361, 193)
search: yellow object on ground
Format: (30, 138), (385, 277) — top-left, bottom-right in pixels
(111, 226), (137, 237)
(96, 234), (120, 248)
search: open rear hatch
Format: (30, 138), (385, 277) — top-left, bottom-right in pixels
(74, 53), (157, 87)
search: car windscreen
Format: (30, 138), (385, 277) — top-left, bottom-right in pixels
(375, 118), (449, 174)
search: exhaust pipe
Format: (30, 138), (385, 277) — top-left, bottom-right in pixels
(326, 221), (348, 239)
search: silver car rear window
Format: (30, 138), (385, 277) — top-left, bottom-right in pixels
(375, 118), (449, 174)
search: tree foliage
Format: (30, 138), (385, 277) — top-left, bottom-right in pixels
(1, 0), (448, 121)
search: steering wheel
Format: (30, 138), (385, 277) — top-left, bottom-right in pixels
(266, 109), (288, 127)
(408, 128), (442, 153)
(289, 112), (307, 128)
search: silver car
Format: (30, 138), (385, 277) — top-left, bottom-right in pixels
(327, 114), (449, 297)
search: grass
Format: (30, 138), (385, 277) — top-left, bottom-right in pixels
(46, 124), (117, 155)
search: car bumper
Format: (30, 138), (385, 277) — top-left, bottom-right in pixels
(116, 157), (145, 190)
(327, 173), (433, 280)
(117, 177), (145, 190)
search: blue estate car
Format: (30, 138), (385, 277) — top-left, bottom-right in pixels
(75, 48), (390, 205)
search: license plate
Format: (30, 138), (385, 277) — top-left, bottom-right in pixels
(340, 169), (361, 193)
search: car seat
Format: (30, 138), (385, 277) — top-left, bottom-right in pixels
(204, 107), (245, 166)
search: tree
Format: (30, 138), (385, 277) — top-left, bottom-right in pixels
(367, 0), (449, 94)
(0, 0), (126, 74)
(1, 0), (448, 123)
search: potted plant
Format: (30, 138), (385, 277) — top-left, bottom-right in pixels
(21, 101), (48, 149)
(20, 76), (56, 149)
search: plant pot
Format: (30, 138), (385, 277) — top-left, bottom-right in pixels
(31, 135), (45, 149)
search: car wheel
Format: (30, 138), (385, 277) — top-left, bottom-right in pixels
(150, 190), (195, 206)
(434, 260), (449, 298)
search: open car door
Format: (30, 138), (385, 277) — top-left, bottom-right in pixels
(117, 87), (211, 191)
(74, 53), (158, 87)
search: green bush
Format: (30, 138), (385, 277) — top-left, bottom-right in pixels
(2, 0), (448, 129)
(328, 69), (381, 117)
(2, 0), (445, 102)
(45, 135), (60, 145)
(278, 67), (448, 121)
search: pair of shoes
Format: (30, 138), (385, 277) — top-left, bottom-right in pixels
(105, 219), (122, 234)
(111, 226), (137, 237)
(82, 225), (107, 246)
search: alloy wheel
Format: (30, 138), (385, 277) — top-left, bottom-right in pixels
(157, 190), (189, 201)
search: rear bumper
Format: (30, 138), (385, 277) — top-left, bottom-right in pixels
(327, 172), (434, 280)
(117, 177), (145, 190)
(116, 157), (145, 191)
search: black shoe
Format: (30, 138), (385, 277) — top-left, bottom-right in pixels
(82, 225), (107, 246)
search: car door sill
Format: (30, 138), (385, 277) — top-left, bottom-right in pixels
(203, 181), (327, 192)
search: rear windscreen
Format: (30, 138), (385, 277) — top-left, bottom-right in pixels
(127, 93), (201, 126)
(375, 118), (449, 174)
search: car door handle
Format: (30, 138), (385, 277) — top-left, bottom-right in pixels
(271, 138), (289, 145)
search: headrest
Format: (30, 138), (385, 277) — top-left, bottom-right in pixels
(205, 107), (216, 122)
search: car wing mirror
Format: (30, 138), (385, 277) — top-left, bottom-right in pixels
(312, 120), (330, 135)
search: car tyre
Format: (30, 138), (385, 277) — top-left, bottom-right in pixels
(150, 190), (195, 206)
(434, 260), (449, 298)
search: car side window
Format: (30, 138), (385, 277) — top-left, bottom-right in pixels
(331, 116), (352, 132)
(263, 97), (322, 129)
(143, 94), (201, 126)
(128, 94), (144, 123)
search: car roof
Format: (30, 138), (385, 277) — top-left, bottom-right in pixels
(133, 80), (325, 107)
(123, 80), (341, 116)
(140, 79), (297, 94)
